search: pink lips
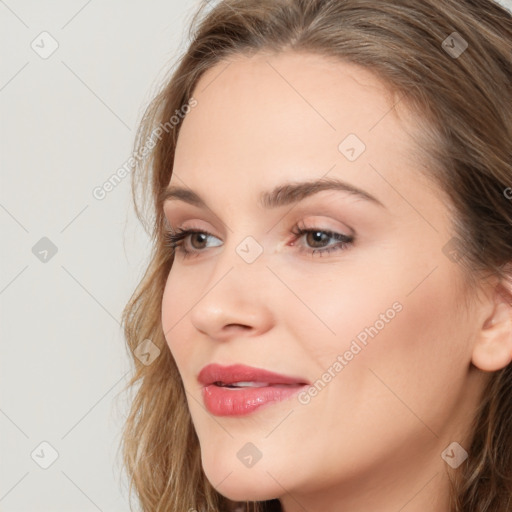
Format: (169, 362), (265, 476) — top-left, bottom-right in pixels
(198, 363), (309, 416)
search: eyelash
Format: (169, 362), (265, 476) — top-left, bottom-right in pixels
(163, 222), (354, 259)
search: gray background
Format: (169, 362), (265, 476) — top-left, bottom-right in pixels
(1, 0), (511, 510)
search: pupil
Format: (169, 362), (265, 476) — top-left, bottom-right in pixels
(308, 231), (326, 248)
(192, 233), (207, 249)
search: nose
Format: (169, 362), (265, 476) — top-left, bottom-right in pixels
(189, 252), (275, 342)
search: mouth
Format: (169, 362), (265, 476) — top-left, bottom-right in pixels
(198, 363), (310, 416)
(212, 381), (301, 388)
(198, 363), (309, 387)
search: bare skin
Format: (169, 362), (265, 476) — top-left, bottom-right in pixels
(161, 51), (512, 512)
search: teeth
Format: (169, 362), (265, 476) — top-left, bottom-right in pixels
(213, 381), (302, 388)
(222, 381), (270, 388)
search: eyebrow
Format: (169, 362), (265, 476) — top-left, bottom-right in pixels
(160, 176), (385, 210)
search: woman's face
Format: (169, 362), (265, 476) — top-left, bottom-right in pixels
(161, 52), (489, 509)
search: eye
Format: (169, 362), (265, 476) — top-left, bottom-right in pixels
(163, 226), (221, 258)
(290, 222), (354, 256)
(162, 221), (355, 259)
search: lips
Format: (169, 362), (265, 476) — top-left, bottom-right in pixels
(198, 363), (309, 387)
(198, 364), (309, 416)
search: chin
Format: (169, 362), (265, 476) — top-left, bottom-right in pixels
(210, 479), (279, 503)
(202, 456), (280, 502)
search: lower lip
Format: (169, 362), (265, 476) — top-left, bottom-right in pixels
(202, 384), (306, 416)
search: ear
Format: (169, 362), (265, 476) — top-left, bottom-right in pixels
(471, 274), (512, 372)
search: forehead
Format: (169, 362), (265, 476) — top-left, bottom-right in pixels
(171, 50), (426, 206)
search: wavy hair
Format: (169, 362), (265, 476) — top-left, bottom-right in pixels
(118, 1), (512, 510)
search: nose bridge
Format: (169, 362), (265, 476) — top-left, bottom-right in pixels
(211, 231), (271, 302)
(188, 232), (274, 337)
(210, 224), (269, 285)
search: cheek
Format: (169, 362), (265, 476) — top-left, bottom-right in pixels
(287, 253), (470, 412)
(322, 263), (471, 431)
(276, 262), (403, 367)
(161, 271), (196, 365)
(161, 273), (177, 332)
(272, 264), (470, 480)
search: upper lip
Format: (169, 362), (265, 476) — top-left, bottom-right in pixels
(198, 363), (310, 386)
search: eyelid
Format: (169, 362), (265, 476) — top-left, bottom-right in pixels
(287, 215), (355, 238)
(164, 214), (221, 233)
(163, 206), (228, 235)
(164, 215), (354, 241)
(164, 218), (356, 261)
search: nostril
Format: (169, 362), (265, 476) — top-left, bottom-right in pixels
(225, 324), (251, 330)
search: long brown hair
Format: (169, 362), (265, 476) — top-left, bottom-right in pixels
(118, 1), (512, 510)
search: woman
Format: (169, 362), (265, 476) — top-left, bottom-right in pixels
(119, 0), (512, 510)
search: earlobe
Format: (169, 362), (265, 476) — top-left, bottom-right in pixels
(472, 297), (512, 372)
